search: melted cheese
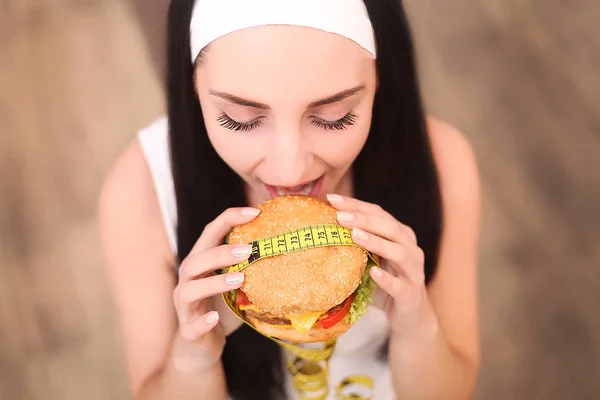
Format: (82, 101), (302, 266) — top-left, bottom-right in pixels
(238, 303), (261, 312)
(285, 311), (327, 333)
(239, 303), (326, 332)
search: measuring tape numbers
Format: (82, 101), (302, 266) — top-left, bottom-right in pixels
(224, 224), (367, 274)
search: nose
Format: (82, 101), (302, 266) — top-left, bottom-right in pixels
(266, 129), (312, 186)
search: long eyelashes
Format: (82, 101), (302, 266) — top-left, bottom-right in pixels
(217, 114), (263, 132)
(217, 112), (358, 133)
(310, 112), (357, 131)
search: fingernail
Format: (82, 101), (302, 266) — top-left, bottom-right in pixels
(370, 266), (383, 277)
(205, 311), (219, 324)
(352, 227), (369, 241)
(326, 194), (344, 202)
(336, 211), (355, 222)
(241, 207), (261, 216)
(225, 273), (245, 285)
(231, 245), (252, 258)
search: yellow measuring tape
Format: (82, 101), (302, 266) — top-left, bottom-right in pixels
(224, 224), (374, 274)
(222, 224), (378, 399)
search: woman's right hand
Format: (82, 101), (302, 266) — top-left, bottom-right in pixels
(170, 206), (261, 372)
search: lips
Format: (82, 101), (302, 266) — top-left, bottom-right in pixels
(265, 175), (324, 198)
(275, 180), (317, 196)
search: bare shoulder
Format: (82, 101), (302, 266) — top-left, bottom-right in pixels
(426, 116), (481, 205)
(98, 138), (175, 268)
(425, 114), (482, 253)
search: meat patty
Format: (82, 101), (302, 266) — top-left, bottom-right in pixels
(243, 309), (291, 326)
(242, 295), (353, 326)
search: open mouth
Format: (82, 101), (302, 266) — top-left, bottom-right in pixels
(265, 175), (324, 198)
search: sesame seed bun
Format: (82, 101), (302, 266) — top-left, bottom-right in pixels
(227, 195), (368, 315)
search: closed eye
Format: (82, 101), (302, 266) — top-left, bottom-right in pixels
(311, 112), (358, 131)
(217, 113), (264, 132)
(216, 112), (358, 132)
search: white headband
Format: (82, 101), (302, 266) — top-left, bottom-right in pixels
(190, 0), (377, 63)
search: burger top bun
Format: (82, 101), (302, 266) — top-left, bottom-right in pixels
(227, 195), (367, 315)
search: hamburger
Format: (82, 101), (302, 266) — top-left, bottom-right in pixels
(226, 195), (377, 343)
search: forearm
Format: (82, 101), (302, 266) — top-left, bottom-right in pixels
(136, 334), (228, 400)
(389, 299), (477, 399)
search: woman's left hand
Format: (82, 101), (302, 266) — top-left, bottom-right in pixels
(327, 194), (431, 334)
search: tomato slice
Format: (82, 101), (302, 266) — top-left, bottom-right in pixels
(318, 293), (355, 329)
(235, 290), (252, 306)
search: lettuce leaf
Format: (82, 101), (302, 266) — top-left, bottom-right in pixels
(344, 257), (378, 325)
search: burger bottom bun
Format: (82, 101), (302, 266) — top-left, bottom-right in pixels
(245, 314), (352, 343)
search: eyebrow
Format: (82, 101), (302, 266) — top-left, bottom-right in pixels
(208, 85), (366, 110)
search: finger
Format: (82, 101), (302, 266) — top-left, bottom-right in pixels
(326, 194), (391, 218)
(175, 273), (244, 324)
(335, 210), (413, 246)
(369, 266), (410, 302)
(401, 224), (418, 244)
(351, 228), (424, 284)
(178, 273), (245, 307)
(179, 243), (253, 282)
(329, 195), (418, 245)
(179, 311), (221, 342)
(190, 207), (261, 255)
(370, 267), (424, 316)
(335, 210), (422, 269)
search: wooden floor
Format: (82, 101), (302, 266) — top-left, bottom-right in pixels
(1, 1), (599, 399)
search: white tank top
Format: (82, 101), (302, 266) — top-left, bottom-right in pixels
(137, 117), (396, 400)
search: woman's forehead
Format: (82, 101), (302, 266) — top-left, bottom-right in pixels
(196, 25), (376, 105)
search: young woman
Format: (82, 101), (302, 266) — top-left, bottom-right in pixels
(99, 0), (481, 399)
